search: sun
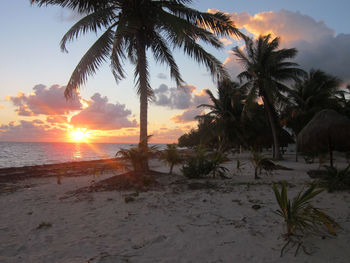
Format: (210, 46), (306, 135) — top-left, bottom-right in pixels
(69, 128), (90, 142)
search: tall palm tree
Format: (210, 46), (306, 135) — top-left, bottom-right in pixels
(233, 34), (305, 159)
(31, 0), (242, 169)
(282, 69), (342, 161)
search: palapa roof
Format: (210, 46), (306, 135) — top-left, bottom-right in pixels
(297, 109), (350, 152)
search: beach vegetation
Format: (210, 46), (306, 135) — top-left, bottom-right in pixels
(282, 69), (343, 161)
(116, 136), (158, 172)
(31, 0), (242, 170)
(160, 144), (183, 175)
(235, 159), (246, 174)
(233, 34), (306, 159)
(197, 80), (247, 151)
(272, 182), (341, 256)
(320, 165), (350, 192)
(181, 147), (229, 178)
(250, 149), (275, 179)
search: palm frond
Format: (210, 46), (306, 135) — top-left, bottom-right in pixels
(65, 27), (114, 98)
(151, 32), (184, 86)
(60, 7), (116, 52)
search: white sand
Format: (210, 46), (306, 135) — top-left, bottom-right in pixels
(1, 154), (350, 263)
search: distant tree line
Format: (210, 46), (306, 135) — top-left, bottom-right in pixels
(178, 35), (350, 159)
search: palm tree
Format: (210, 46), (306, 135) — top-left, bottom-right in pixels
(233, 35), (305, 159)
(31, 0), (242, 169)
(282, 69), (342, 160)
(198, 80), (247, 151)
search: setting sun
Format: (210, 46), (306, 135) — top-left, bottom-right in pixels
(69, 128), (90, 142)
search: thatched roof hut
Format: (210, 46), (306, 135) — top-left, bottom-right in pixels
(297, 109), (350, 167)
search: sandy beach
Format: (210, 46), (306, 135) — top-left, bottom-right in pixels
(1, 153), (349, 263)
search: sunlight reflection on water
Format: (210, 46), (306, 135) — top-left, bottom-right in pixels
(73, 143), (82, 159)
(0, 142), (136, 168)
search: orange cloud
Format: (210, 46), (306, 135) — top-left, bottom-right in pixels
(218, 9), (350, 82)
(8, 84), (82, 116)
(219, 37), (233, 46)
(46, 116), (68, 124)
(0, 120), (66, 142)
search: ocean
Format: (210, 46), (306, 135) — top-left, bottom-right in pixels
(0, 142), (145, 168)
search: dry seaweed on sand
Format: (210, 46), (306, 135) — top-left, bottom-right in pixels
(65, 170), (166, 196)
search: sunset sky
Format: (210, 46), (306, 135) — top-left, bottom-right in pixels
(1, 0), (349, 143)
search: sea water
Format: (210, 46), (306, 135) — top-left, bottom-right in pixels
(0, 142), (139, 168)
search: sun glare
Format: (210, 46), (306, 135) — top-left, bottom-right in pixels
(69, 128), (90, 142)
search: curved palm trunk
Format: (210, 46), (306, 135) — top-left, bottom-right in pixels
(262, 96), (282, 160)
(136, 37), (149, 171)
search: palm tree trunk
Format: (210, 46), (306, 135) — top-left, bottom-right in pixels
(169, 163), (174, 175)
(136, 36), (149, 171)
(262, 96), (282, 160)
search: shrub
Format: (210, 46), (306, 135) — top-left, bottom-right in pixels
(301, 152), (316, 164)
(181, 147), (229, 178)
(250, 149), (274, 179)
(160, 144), (183, 174)
(321, 165), (350, 192)
(272, 182), (341, 256)
(209, 151), (229, 178)
(116, 136), (158, 171)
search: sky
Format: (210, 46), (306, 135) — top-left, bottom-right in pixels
(0, 0), (349, 143)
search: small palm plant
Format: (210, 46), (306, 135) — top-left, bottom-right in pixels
(182, 146), (229, 178)
(210, 151), (229, 178)
(161, 144), (183, 175)
(272, 182), (341, 256)
(250, 149), (274, 179)
(322, 165), (350, 192)
(116, 136), (157, 172)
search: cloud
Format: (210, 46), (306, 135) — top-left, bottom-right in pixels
(219, 9), (350, 82)
(171, 108), (204, 123)
(226, 10), (334, 43)
(0, 120), (66, 142)
(46, 116), (68, 124)
(152, 127), (187, 143)
(8, 84), (82, 116)
(219, 38), (233, 46)
(153, 84), (209, 109)
(153, 83), (211, 123)
(157, 73), (167, 80)
(70, 93), (137, 130)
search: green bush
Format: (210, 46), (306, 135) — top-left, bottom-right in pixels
(321, 165), (350, 192)
(250, 149), (274, 179)
(181, 147), (228, 178)
(116, 136), (158, 171)
(160, 144), (183, 174)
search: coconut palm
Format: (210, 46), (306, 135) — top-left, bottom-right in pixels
(233, 35), (305, 159)
(289, 69), (341, 115)
(198, 80), (247, 150)
(31, 0), (242, 169)
(282, 69), (342, 160)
